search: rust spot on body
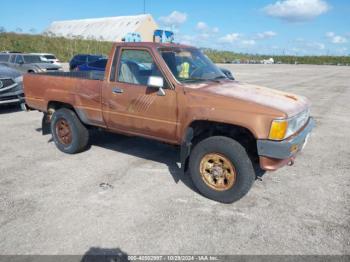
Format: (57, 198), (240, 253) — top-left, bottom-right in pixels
(127, 95), (156, 113)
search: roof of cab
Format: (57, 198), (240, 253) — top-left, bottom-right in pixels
(113, 42), (194, 49)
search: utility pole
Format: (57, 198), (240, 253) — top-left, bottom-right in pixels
(143, 0), (146, 14)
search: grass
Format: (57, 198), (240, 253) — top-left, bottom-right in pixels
(1, 32), (349, 65)
(0, 33), (113, 62)
(204, 48), (350, 65)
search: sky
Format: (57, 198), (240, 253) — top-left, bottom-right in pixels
(1, 0), (349, 56)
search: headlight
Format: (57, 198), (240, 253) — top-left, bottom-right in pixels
(14, 76), (23, 83)
(269, 109), (310, 140)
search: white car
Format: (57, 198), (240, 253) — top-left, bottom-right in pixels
(31, 53), (62, 67)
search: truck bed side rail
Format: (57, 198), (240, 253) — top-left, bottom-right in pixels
(37, 71), (105, 81)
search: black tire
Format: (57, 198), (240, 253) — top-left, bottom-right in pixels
(189, 136), (255, 203)
(50, 108), (89, 154)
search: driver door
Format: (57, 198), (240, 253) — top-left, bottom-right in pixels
(102, 47), (179, 143)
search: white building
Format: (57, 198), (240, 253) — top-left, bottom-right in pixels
(44, 14), (158, 42)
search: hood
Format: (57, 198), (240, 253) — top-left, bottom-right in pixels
(0, 65), (22, 78)
(189, 81), (310, 117)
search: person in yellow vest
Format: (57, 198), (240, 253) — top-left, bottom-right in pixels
(179, 61), (190, 79)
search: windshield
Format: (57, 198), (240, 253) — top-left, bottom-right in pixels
(23, 55), (43, 63)
(159, 47), (226, 83)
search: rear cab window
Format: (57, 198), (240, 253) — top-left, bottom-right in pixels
(109, 48), (120, 82)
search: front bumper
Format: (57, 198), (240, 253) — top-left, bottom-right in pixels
(257, 117), (315, 170)
(0, 90), (24, 105)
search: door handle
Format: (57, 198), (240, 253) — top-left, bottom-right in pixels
(112, 87), (124, 94)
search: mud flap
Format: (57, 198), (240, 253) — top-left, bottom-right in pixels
(180, 127), (193, 172)
(42, 113), (51, 135)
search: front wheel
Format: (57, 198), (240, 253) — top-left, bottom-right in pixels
(51, 108), (89, 154)
(189, 136), (255, 203)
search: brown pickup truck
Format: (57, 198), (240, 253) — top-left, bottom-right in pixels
(23, 42), (314, 203)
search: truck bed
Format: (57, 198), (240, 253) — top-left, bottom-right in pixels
(24, 70), (105, 127)
(38, 70), (105, 81)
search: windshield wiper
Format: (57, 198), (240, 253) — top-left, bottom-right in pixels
(181, 77), (224, 84)
(180, 78), (207, 83)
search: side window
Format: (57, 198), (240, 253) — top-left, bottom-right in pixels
(118, 49), (165, 86)
(76, 55), (86, 62)
(15, 55), (24, 64)
(0, 54), (9, 62)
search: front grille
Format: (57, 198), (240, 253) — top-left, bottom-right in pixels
(0, 78), (15, 89)
(0, 95), (18, 101)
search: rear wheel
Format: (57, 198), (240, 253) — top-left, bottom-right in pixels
(189, 136), (255, 203)
(51, 108), (89, 154)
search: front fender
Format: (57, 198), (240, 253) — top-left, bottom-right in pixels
(180, 106), (273, 141)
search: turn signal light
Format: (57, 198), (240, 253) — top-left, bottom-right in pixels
(269, 120), (288, 140)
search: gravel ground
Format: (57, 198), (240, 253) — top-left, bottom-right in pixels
(0, 64), (349, 256)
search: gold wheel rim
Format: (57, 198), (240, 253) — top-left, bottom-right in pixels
(199, 153), (236, 191)
(55, 119), (72, 145)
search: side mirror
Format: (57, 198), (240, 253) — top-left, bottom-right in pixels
(147, 76), (163, 88)
(18, 61), (24, 65)
(147, 76), (165, 96)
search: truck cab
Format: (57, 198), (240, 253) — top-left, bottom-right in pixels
(23, 42), (314, 203)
